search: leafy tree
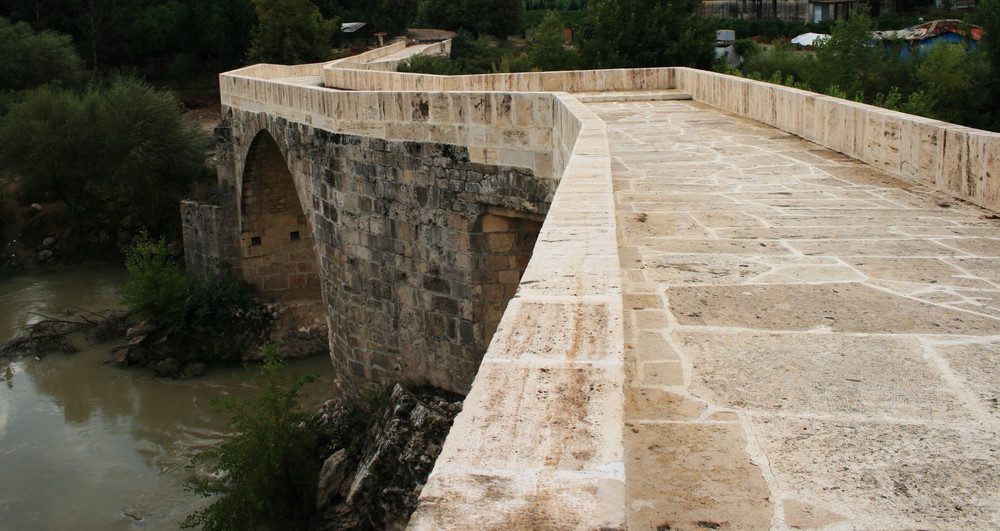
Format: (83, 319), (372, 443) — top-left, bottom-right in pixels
(120, 232), (191, 331)
(972, 0), (1000, 125)
(915, 41), (988, 125)
(469, 0), (524, 37)
(810, 5), (878, 98)
(398, 53), (468, 74)
(183, 344), (320, 531)
(526, 10), (579, 70)
(0, 16), (84, 91)
(126, 1), (188, 68)
(583, 0), (715, 69)
(187, 0), (256, 71)
(69, 0), (145, 70)
(248, 0), (337, 64)
(374, 0), (419, 36)
(0, 77), (208, 232)
(420, 0), (523, 37)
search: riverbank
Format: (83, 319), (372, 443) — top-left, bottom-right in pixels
(0, 266), (340, 529)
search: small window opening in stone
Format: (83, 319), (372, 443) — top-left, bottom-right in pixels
(250, 236), (262, 246)
(290, 231), (301, 241)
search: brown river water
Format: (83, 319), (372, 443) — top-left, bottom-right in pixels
(0, 267), (337, 529)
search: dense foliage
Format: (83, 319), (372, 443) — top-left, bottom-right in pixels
(525, 10), (580, 70)
(121, 233), (266, 365)
(0, 0), (255, 78)
(734, 6), (997, 131)
(418, 0), (524, 37)
(0, 16), (84, 92)
(0, 76), (209, 233)
(248, 0), (338, 64)
(583, 0), (715, 69)
(183, 344), (320, 531)
(973, 0), (1000, 107)
(120, 233), (191, 332)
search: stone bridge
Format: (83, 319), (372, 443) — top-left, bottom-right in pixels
(182, 41), (1000, 529)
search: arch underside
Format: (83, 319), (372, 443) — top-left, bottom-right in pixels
(238, 130), (322, 304)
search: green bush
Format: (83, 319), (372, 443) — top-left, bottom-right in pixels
(120, 234), (266, 364)
(0, 76), (209, 235)
(398, 54), (468, 75)
(120, 232), (190, 333)
(183, 344), (320, 531)
(0, 16), (85, 93)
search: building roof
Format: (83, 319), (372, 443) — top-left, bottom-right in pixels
(341, 22), (367, 34)
(791, 32), (830, 46)
(874, 19), (983, 42)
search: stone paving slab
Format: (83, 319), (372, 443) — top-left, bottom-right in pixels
(593, 99), (1000, 529)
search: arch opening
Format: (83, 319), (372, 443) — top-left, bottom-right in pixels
(238, 130), (321, 304)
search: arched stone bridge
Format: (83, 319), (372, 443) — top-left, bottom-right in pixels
(182, 42), (1000, 529)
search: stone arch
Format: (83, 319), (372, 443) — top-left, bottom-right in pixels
(238, 130), (321, 304)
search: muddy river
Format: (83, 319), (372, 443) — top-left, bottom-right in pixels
(0, 267), (337, 529)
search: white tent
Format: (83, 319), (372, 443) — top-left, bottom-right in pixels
(791, 32), (830, 46)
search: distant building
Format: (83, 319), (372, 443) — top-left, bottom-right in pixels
(874, 19), (983, 57)
(698, 0), (884, 23)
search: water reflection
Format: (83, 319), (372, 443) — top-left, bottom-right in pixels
(0, 268), (337, 529)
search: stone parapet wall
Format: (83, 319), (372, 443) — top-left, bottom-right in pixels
(409, 79), (627, 531)
(324, 63), (676, 93)
(222, 70), (559, 180)
(326, 40), (408, 70)
(674, 68), (1000, 212)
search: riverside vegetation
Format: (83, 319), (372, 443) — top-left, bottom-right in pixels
(181, 343), (464, 530)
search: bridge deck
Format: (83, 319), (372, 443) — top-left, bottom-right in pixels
(593, 99), (1000, 529)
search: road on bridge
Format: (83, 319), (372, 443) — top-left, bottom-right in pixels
(594, 98), (1000, 529)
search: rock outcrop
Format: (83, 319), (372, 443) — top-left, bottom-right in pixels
(311, 384), (463, 531)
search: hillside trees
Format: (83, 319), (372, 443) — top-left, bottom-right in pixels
(526, 10), (579, 70)
(736, 5), (996, 131)
(0, 16), (84, 92)
(0, 77), (209, 232)
(248, 0), (338, 64)
(584, 0), (715, 68)
(1, 0), (256, 76)
(973, 0), (1000, 117)
(420, 0), (524, 37)
(915, 41), (989, 126)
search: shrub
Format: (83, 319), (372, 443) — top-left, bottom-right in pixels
(182, 344), (320, 531)
(398, 54), (468, 75)
(119, 232), (190, 333)
(120, 234), (267, 365)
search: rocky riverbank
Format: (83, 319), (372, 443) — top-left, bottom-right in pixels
(310, 384), (463, 530)
(109, 302), (328, 378)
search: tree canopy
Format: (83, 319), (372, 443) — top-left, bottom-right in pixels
(583, 0), (715, 69)
(0, 77), (209, 231)
(248, 0), (337, 64)
(420, 0), (524, 37)
(0, 16), (84, 91)
(526, 10), (579, 71)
